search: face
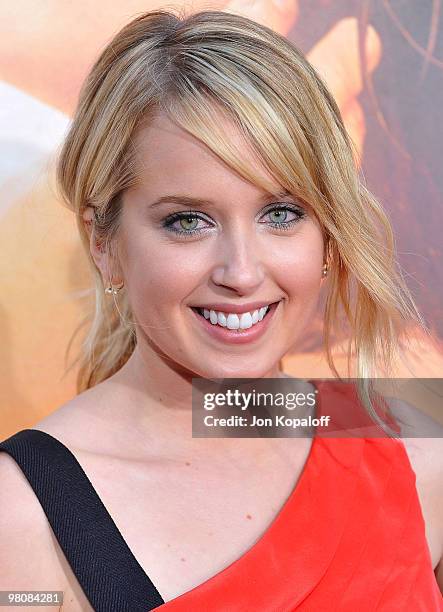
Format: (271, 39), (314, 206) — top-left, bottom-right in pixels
(98, 112), (326, 379)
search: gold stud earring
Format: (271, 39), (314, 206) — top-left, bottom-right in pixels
(105, 280), (124, 295)
(322, 263), (328, 277)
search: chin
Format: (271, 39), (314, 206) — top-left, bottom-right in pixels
(195, 360), (278, 380)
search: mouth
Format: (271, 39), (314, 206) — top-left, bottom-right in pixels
(189, 301), (281, 345)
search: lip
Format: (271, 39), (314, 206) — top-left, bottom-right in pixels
(190, 300), (281, 345)
(189, 301), (278, 315)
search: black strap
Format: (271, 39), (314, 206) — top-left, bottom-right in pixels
(0, 429), (165, 611)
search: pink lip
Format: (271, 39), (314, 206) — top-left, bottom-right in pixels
(190, 301), (280, 345)
(190, 301), (278, 315)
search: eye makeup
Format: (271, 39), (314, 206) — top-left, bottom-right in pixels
(161, 202), (307, 237)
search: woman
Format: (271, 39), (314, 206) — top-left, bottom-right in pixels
(1, 9), (442, 610)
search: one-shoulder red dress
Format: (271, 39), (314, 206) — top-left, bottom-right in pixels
(156, 379), (443, 611)
(0, 379), (441, 611)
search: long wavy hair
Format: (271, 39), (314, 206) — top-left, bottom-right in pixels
(56, 8), (427, 435)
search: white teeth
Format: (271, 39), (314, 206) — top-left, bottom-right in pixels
(199, 305), (271, 330)
(239, 312), (253, 329)
(226, 313), (240, 329)
(258, 306), (267, 321)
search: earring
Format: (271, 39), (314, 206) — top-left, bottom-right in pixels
(322, 263), (329, 277)
(105, 280), (124, 295)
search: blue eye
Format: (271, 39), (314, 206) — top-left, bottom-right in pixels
(260, 204), (306, 230)
(163, 212), (210, 235)
(162, 203), (306, 237)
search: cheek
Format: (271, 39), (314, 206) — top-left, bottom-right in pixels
(121, 237), (203, 313)
(119, 218), (324, 319)
(270, 226), (324, 296)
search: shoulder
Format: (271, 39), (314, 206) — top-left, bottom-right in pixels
(385, 396), (443, 489)
(0, 450), (67, 594)
(0, 448), (95, 611)
(0, 385), (112, 611)
(31, 381), (121, 454)
(31, 379), (162, 460)
(386, 396), (443, 588)
(401, 435), (443, 591)
(0, 384), (116, 607)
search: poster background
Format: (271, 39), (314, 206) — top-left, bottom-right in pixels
(1, 1), (442, 438)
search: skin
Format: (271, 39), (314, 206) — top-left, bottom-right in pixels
(1, 104), (442, 610)
(0, 0), (442, 603)
(1, 111), (330, 608)
(92, 112), (326, 391)
(0, 0), (391, 434)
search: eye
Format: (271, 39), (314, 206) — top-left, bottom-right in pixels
(260, 203), (306, 230)
(161, 202), (307, 238)
(162, 211), (213, 236)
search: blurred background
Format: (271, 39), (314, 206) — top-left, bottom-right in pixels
(1, 0), (442, 438)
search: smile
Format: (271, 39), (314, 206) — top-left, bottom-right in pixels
(199, 304), (271, 329)
(190, 301), (281, 345)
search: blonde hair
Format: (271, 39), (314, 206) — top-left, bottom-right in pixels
(57, 8), (427, 435)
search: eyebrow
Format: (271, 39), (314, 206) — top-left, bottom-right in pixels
(147, 189), (293, 209)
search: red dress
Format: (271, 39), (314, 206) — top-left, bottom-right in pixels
(157, 379), (443, 611)
(0, 381), (441, 610)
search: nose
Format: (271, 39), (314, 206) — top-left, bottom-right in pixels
(210, 226), (266, 295)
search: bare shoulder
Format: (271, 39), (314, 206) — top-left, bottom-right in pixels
(386, 395), (443, 478)
(0, 451), (67, 605)
(32, 380), (133, 457)
(386, 396), (443, 585)
(0, 386), (115, 611)
(32, 384), (112, 451)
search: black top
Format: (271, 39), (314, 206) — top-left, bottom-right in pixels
(0, 428), (166, 612)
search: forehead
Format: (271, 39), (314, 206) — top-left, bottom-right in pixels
(131, 111), (282, 194)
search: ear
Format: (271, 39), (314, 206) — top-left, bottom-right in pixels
(82, 206), (123, 286)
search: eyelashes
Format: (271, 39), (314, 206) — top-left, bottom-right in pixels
(161, 203), (307, 237)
